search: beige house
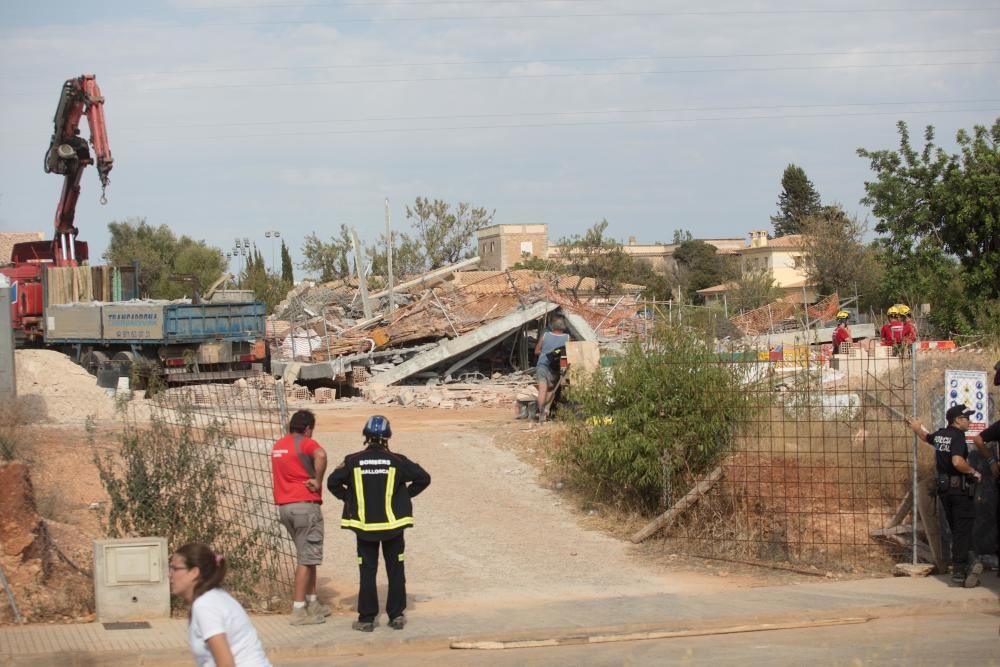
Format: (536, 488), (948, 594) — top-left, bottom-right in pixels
(698, 230), (818, 306)
(476, 224), (549, 270)
(476, 223), (744, 273)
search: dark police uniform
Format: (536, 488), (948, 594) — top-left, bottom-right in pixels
(978, 420), (1000, 570)
(327, 444), (430, 625)
(928, 424), (977, 581)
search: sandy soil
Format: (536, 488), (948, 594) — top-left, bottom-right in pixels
(307, 405), (760, 616)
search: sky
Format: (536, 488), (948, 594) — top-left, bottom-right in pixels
(0, 1), (997, 276)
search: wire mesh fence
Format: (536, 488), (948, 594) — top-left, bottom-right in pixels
(623, 340), (921, 571)
(112, 376), (297, 602)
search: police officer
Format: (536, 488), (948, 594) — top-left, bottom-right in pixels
(327, 415), (431, 631)
(971, 360), (1000, 578)
(909, 405), (984, 587)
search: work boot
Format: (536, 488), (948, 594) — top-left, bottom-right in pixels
(290, 606), (325, 625)
(388, 615), (406, 630)
(306, 599), (331, 618)
(352, 620), (375, 632)
(965, 560), (984, 588)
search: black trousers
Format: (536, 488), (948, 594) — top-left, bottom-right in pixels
(356, 533), (406, 622)
(942, 492), (975, 571)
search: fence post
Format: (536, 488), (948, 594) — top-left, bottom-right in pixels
(276, 379), (289, 434)
(911, 342), (918, 565)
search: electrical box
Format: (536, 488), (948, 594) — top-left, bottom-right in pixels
(93, 537), (170, 622)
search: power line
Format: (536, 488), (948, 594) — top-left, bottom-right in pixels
(93, 99), (1000, 132)
(4, 104), (996, 149)
(71, 47), (1000, 79)
(126, 60), (1000, 92)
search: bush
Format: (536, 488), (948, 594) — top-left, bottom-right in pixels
(93, 406), (278, 599)
(559, 325), (755, 514)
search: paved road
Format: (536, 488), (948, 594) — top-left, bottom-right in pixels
(279, 613), (1000, 666)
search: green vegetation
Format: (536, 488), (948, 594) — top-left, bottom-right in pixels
(558, 324), (755, 513)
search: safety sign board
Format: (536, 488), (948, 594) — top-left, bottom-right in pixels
(944, 369), (988, 441)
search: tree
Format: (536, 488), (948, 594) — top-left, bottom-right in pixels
(104, 218), (225, 299)
(671, 229), (693, 244)
(672, 239), (737, 304)
(299, 225), (353, 282)
(403, 197), (494, 271)
(730, 268), (779, 313)
(280, 240), (294, 284)
(771, 164), (822, 237)
(241, 248), (288, 313)
(556, 220), (632, 299)
(799, 205), (882, 307)
(857, 118), (1000, 335)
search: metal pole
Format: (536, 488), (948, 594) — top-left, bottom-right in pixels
(385, 198), (395, 315)
(0, 274), (16, 401)
(911, 341), (918, 565)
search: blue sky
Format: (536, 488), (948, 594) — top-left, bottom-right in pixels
(1, 1), (997, 275)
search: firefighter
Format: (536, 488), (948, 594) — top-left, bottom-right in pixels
(327, 415), (431, 632)
(888, 305), (906, 356)
(832, 310), (851, 355)
(899, 304), (918, 347)
(880, 306), (898, 348)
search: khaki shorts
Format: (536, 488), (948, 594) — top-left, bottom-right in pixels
(278, 502), (324, 565)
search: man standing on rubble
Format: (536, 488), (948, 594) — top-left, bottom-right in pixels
(272, 409), (330, 624)
(534, 315), (570, 423)
(908, 405), (984, 587)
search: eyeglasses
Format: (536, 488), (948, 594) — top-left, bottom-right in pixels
(168, 565), (189, 572)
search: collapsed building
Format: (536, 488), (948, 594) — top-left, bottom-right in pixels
(265, 259), (648, 403)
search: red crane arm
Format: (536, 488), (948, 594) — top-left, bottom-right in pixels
(44, 73), (113, 267)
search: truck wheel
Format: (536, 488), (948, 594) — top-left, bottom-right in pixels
(81, 350), (108, 376)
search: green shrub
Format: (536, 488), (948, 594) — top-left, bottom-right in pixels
(559, 325), (756, 513)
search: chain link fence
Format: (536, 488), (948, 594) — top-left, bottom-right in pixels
(109, 376), (296, 604)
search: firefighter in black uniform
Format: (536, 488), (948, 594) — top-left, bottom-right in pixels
(909, 404), (984, 587)
(327, 415), (431, 631)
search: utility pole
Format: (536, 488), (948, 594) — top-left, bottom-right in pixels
(351, 228), (373, 319)
(265, 230), (281, 273)
(385, 198), (395, 315)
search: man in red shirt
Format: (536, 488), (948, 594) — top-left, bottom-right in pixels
(832, 310), (851, 355)
(272, 409), (329, 625)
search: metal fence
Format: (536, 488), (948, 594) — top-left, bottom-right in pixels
(647, 342), (999, 572)
(120, 377), (296, 601)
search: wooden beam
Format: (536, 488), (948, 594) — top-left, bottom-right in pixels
(630, 464), (725, 543)
(887, 488), (914, 528)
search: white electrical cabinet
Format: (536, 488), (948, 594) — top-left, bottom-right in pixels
(94, 537), (170, 622)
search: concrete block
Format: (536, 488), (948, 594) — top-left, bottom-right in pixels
(94, 537), (170, 622)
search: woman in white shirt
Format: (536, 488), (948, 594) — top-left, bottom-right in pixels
(169, 542), (272, 667)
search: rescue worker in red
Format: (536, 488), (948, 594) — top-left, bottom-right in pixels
(899, 304), (918, 346)
(327, 415), (431, 632)
(886, 305), (907, 355)
(832, 310), (851, 355)
(880, 306), (898, 348)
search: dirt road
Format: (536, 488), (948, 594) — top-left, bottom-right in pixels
(308, 405), (750, 616)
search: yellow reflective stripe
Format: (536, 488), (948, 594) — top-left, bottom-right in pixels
(398, 554), (405, 562)
(384, 467), (397, 524)
(353, 467), (366, 524)
(357, 556), (363, 564)
(341, 517), (414, 531)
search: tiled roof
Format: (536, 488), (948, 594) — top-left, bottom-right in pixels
(742, 234), (803, 251)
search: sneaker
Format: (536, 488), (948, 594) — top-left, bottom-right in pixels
(965, 560), (984, 588)
(352, 620), (375, 632)
(306, 599), (331, 618)
(290, 606), (325, 626)
(388, 615), (406, 630)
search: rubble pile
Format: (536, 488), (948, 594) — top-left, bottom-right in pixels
(268, 261), (629, 400)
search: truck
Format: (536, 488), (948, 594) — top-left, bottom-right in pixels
(1, 74), (268, 384)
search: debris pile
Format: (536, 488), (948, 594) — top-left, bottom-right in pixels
(267, 260), (635, 400)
